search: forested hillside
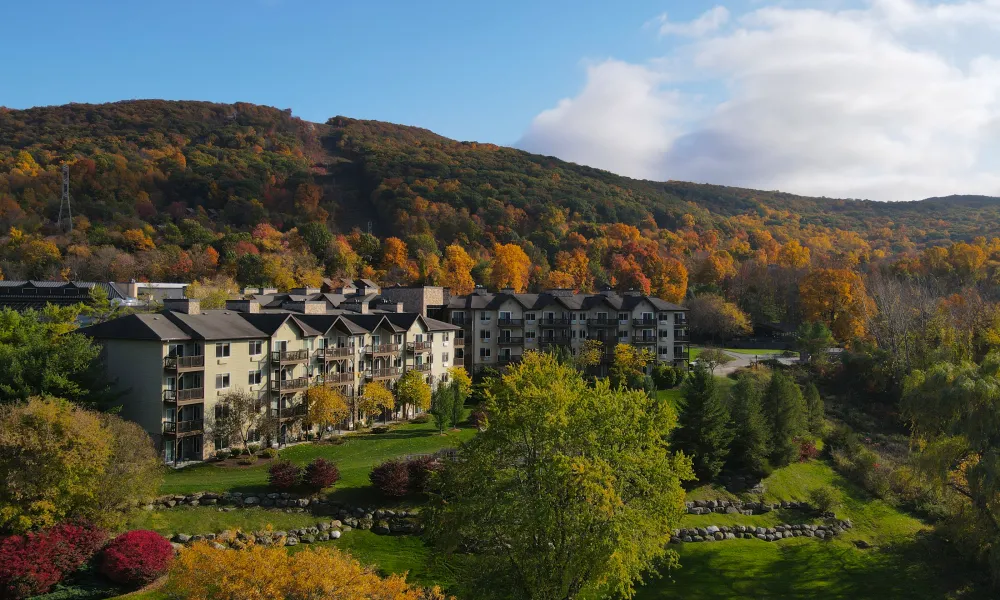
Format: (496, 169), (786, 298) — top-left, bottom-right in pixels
(2, 100), (999, 321)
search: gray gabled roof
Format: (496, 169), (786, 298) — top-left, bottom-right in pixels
(447, 290), (686, 312)
(80, 313), (191, 341)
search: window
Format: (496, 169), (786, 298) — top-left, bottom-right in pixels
(659, 312), (670, 322)
(443, 352), (450, 363)
(168, 343), (184, 357)
(372, 334), (381, 345)
(216, 342), (230, 358)
(618, 330), (629, 340)
(642, 312), (654, 322)
(643, 328), (654, 341)
(660, 329), (670, 339)
(526, 331), (536, 340)
(249, 340), (262, 356)
(618, 312), (629, 323)
(597, 311), (608, 322)
(415, 333), (424, 343)
(480, 329), (492, 341)
(525, 313), (536, 322)
(499, 311), (512, 322)
(578, 312), (587, 323)
(215, 373), (231, 390)
(455, 348), (464, 360)
(571, 330), (578, 339)
(275, 340), (288, 352)
(443, 332), (450, 342)
(544, 311), (554, 321)
(480, 311), (492, 322)
(659, 346), (670, 356)
(248, 369), (262, 386)
(428, 333), (435, 342)
(479, 347), (492, 360)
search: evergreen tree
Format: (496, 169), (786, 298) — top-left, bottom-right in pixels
(674, 364), (733, 481)
(726, 373), (771, 476)
(804, 382), (824, 435)
(448, 379), (468, 428)
(762, 371), (806, 467)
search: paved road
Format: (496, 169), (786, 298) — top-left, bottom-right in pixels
(707, 350), (799, 376)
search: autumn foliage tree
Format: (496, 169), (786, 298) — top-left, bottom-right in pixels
(489, 243), (531, 292)
(799, 268), (872, 343)
(440, 244), (476, 294)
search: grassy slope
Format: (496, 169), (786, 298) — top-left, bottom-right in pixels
(159, 421), (474, 502)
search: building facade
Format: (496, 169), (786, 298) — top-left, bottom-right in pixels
(443, 288), (689, 374)
(82, 297), (459, 464)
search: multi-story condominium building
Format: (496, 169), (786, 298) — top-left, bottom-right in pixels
(442, 288), (689, 375)
(81, 293), (459, 464)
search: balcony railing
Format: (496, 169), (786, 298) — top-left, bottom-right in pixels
(163, 419), (203, 435)
(278, 404), (308, 420)
(407, 341), (433, 352)
(365, 343), (400, 355)
(497, 336), (524, 346)
(270, 377), (309, 393)
(537, 318), (570, 328)
(415, 363), (432, 372)
(497, 318), (524, 328)
(635, 336), (657, 344)
(163, 388), (204, 403)
(587, 318), (618, 328)
(674, 334), (690, 342)
(322, 372), (354, 384)
(367, 367), (401, 380)
(271, 349), (310, 363)
(539, 338), (569, 349)
(163, 355), (205, 370)
(497, 355), (522, 366)
(632, 318), (657, 327)
(317, 347), (353, 360)
(454, 337), (465, 347)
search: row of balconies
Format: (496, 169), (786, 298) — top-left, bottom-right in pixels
(163, 342), (442, 372)
(454, 316), (686, 329)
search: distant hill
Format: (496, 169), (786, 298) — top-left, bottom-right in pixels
(1, 99), (998, 283)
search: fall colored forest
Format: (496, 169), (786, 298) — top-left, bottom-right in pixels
(2, 100), (1000, 333)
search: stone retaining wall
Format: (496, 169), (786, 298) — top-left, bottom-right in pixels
(685, 498), (818, 516)
(671, 520), (852, 544)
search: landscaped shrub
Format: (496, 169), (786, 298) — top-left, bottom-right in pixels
(215, 450), (230, 461)
(406, 456), (441, 494)
(369, 459), (410, 497)
(409, 413), (430, 424)
(304, 458), (341, 491)
(247, 443), (261, 455)
(260, 447), (278, 459)
(652, 365), (681, 389)
(0, 522), (107, 599)
(99, 530), (173, 588)
(798, 439), (820, 462)
(268, 460), (302, 490)
(371, 425), (393, 434)
(808, 486), (842, 514)
(237, 455), (257, 466)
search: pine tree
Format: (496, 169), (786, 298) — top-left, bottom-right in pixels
(762, 371), (806, 467)
(804, 382), (824, 435)
(674, 364), (734, 482)
(726, 372), (771, 476)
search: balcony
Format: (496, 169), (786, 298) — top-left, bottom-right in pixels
(278, 404), (308, 420)
(674, 333), (690, 342)
(537, 318), (570, 328)
(587, 318), (618, 329)
(317, 347), (353, 361)
(163, 419), (203, 436)
(367, 367), (401, 380)
(634, 336), (658, 345)
(407, 341), (433, 353)
(163, 388), (204, 403)
(322, 372), (354, 385)
(270, 349), (310, 364)
(497, 355), (522, 366)
(163, 355), (205, 371)
(632, 318), (657, 328)
(497, 318), (524, 328)
(365, 343), (400, 356)
(270, 377), (309, 394)
(415, 362), (432, 372)
(539, 338), (569, 350)
(497, 336), (524, 346)
(454, 337), (465, 347)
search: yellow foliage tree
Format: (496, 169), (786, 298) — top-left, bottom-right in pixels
(490, 243), (531, 292)
(306, 385), (350, 437)
(447, 365), (472, 398)
(440, 244), (476, 294)
(777, 240), (811, 269)
(358, 381), (395, 424)
(166, 542), (447, 600)
(555, 249), (594, 292)
(610, 343), (653, 387)
(650, 256), (688, 304)
(121, 228), (155, 252)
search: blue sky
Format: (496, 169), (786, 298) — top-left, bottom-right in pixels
(0, 0), (719, 145)
(3, 1), (999, 202)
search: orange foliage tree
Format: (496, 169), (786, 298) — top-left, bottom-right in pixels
(799, 268), (872, 343)
(440, 244), (476, 294)
(777, 240), (811, 269)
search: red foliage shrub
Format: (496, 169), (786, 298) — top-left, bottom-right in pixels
(99, 530), (173, 588)
(798, 439), (820, 462)
(406, 456), (441, 494)
(369, 459), (410, 497)
(268, 459), (302, 490)
(303, 458), (341, 491)
(0, 522), (107, 599)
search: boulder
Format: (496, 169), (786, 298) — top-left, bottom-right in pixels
(285, 537), (299, 546)
(331, 530), (342, 539)
(244, 496), (259, 506)
(173, 533), (191, 543)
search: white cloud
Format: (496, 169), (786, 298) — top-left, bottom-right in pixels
(517, 0), (1000, 201)
(656, 6), (731, 37)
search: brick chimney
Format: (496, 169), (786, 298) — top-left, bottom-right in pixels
(163, 298), (201, 314)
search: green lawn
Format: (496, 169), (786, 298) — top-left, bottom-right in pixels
(726, 348), (798, 358)
(159, 421), (474, 504)
(125, 506), (322, 537)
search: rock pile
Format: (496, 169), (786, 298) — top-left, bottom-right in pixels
(684, 498), (812, 516)
(150, 492), (330, 510)
(670, 520), (853, 544)
(169, 520), (345, 550)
